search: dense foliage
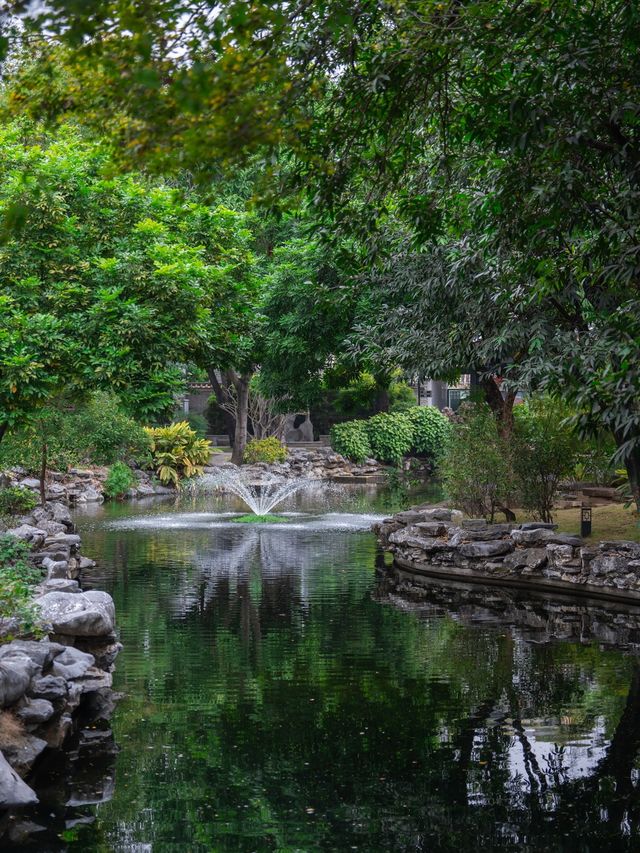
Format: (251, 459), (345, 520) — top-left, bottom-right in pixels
(405, 407), (452, 461)
(243, 437), (287, 465)
(0, 487), (37, 518)
(144, 422), (211, 486)
(0, 535), (43, 637)
(0, 393), (150, 473)
(441, 404), (515, 522)
(104, 462), (136, 500)
(330, 421), (372, 464)
(513, 399), (579, 523)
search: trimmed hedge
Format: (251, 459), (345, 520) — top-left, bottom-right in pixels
(330, 420), (372, 463)
(405, 406), (452, 458)
(330, 407), (451, 465)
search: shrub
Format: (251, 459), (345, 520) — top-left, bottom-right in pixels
(330, 420), (372, 463)
(243, 437), (287, 464)
(0, 535), (44, 637)
(144, 421), (212, 486)
(441, 403), (516, 521)
(406, 406), (452, 460)
(0, 392), (150, 473)
(104, 462), (135, 499)
(0, 487), (38, 518)
(513, 397), (579, 523)
(364, 413), (414, 465)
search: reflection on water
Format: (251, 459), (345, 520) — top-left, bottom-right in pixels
(18, 487), (640, 850)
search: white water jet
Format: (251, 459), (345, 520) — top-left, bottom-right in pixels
(195, 469), (314, 516)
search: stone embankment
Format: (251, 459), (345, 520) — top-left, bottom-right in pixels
(0, 502), (119, 809)
(1, 465), (173, 506)
(222, 447), (392, 483)
(373, 506), (640, 600)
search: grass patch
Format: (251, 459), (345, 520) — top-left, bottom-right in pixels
(231, 514), (285, 524)
(515, 503), (640, 542)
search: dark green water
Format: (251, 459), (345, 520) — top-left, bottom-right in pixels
(23, 488), (640, 850)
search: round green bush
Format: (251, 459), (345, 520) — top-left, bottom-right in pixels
(330, 420), (372, 463)
(406, 406), (452, 459)
(243, 437), (288, 464)
(364, 413), (414, 465)
(0, 487), (38, 517)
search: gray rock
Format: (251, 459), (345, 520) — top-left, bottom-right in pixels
(2, 734), (48, 776)
(45, 502), (73, 529)
(511, 528), (582, 547)
(34, 590), (115, 637)
(519, 521), (558, 531)
(15, 698), (55, 725)
(5, 524), (47, 547)
(76, 486), (102, 503)
(459, 540), (514, 558)
(504, 548), (548, 571)
(590, 555), (630, 577)
(42, 556), (69, 579)
(546, 544), (581, 570)
(0, 640), (64, 670)
(38, 578), (80, 594)
(76, 668), (113, 693)
(78, 556), (96, 570)
(0, 654), (40, 708)
(0, 751), (38, 807)
(18, 478), (41, 490)
(45, 533), (81, 548)
(461, 518), (488, 530)
(51, 646), (95, 680)
(29, 675), (68, 703)
(414, 521), (450, 537)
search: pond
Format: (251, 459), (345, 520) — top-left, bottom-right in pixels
(16, 486), (640, 850)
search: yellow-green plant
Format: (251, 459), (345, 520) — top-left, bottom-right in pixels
(144, 422), (212, 486)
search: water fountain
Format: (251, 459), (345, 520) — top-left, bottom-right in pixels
(196, 469), (314, 519)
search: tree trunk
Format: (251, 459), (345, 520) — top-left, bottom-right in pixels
(373, 371), (392, 413)
(481, 377), (517, 440)
(231, 374), (250, 465)
(207, 369), (236, 446)
(0, 423), (6, 445)
(615, 434), (640, 514)
(40, 439), (47, 507)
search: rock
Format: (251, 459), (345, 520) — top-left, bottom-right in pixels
(29, 675), (68, 703)
(51, 646), (95, 680)
(43, 556), (69, 579)
(47, 502), (73, 529)
(76, 486), (103, 503)
(504, 548), (548, 571)
(37, 578), (80, 594)
(76, 667), (113, 693)
(0, 654), (40, 708)
(590, 555), (631, 577)
(18, 478), (41, 490)
(518, 521), (558, 531)
(511, 528), (582, 547)
(414, 521), (450, 537)
(0, 640), (64, 670)
(2, 734), (48, 776)
(546, 544), (581, 570)
(34, 590), (115, 637)
(45, 533), (81, 548)
(461, 519), (488, 530)
(459, 540), (514, 558)
(5, 524), (47, 547)
(15, 698), (55, 725)
(0, 751), (38, 807)
(78, 556), (96, 570)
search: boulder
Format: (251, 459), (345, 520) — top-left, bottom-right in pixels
(18, 478), (41, 490)
(37, 578), (80, 594)
(0, 654), (40, 708)
(0, 751), (38, 807)
(511, 528), (582, 547)
(51, 647), (95, 680)
(33, 591), (115, 637)
(503, 548), (548, 571)
(42, 556), (69, 579)
(459, 540), (514, 558)
(2, 734), (48, 776)
(519, 521), (558, 531)
(15, 698), (55, 725)
(590, 554), (631, 577)
(29, 675), (68, 703)
(5, 524), (46, 548)
(0, 640), (64, 671)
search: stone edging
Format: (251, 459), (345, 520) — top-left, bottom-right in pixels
(0, 502), (119, 809)
(373, 506), (640, 601)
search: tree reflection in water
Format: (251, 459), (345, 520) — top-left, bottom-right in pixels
(16, 500), (640, 851)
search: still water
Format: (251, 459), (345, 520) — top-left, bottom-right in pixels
(23, 487), (640, 850)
